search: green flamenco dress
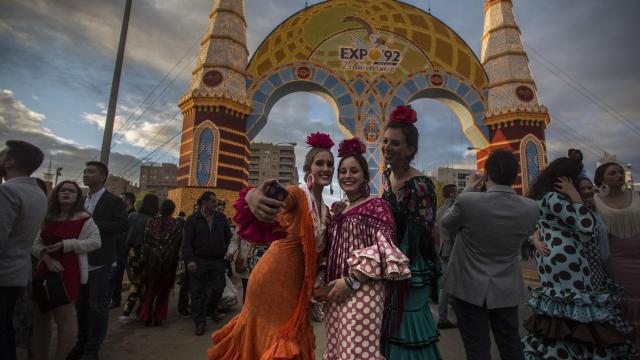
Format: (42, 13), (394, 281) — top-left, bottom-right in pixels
(381, 171), (442, 360)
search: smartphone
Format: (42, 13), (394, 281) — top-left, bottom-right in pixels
(312, 284), (334, 302)
(265, 182), (289, 202)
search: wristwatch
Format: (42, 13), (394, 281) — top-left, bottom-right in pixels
(346, 273), (361, 291)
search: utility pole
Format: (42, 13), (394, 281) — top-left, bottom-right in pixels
(100, 0), (133, 165)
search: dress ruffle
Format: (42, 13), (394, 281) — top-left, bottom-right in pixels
(523, 314), (627, 347)
(523, 333), (637, 360)
(347, 240), (410, 281)
(528, 287), (619, 323)
(233, 187), (287, 245)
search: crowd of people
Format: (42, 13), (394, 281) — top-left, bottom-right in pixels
(1, 104), (639, 360)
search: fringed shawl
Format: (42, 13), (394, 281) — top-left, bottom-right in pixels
(325, 198), (396, 281)
(595, 191), (640, 239)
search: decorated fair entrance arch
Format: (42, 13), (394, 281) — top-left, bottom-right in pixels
(170, 0), (549, 215)
(245, 0), (490, 194)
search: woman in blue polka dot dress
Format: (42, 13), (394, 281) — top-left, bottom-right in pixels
(523, 158), (636, 360)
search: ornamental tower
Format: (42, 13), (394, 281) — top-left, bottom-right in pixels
(481, 0), (550, 194)
(168, 0), (251, 215)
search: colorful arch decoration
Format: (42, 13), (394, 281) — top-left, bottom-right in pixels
(246, 0), (491, 194)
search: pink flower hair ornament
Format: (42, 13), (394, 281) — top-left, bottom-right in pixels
(338, 137), (366, 158)
(305, 132), (335, 150)
(390, 105), (418, 125)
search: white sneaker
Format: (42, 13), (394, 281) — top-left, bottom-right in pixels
(118, 315), (132, 323)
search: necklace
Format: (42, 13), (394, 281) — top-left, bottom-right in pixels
(346, 194), (366, 205)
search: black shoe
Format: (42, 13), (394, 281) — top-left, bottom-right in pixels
(178, 309), (191, 317)
(108, 302), (120, 310)
(437, 320), (458, 329)
(210, 311), (226, 323)
(66, 345), (84, 360)
(153, 319), (162, 326)
(194, 324), (206, 336)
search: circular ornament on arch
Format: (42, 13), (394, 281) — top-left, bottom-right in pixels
(295, 66), (312, 80)
(429, 73), (444, 87)
(203, 70), (224, 88)
(516, 85), (534, 102)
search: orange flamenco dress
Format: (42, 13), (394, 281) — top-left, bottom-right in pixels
(208, 185), (322, 360)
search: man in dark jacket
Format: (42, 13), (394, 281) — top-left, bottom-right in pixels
(108, 192), (135, 309)
(183, 191), (232, 336)
(68, 161), (128, 360)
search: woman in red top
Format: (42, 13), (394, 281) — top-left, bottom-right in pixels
(30, 181), (101, 360)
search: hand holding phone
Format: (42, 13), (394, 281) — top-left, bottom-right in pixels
(265, 182), (289, 203)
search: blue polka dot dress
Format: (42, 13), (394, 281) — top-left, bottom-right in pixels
(522, 192), (637, 359)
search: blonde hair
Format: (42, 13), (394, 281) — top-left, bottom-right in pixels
(303, 148), (333, 178)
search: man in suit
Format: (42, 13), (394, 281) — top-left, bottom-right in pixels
(0, 140), (47, 360)
(68, 161), (127, 360)
(442, 150), (538, 360)
(436, 184), (458, 329)
(108, 192), (135, 310)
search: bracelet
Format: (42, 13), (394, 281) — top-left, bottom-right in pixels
(344, 273), (357, 291)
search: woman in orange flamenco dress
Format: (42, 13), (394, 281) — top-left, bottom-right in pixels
(208, 132), (335, 360)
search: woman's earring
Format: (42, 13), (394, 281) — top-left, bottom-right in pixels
(330, 182), (334, 195)
(598, 183), (609, 196)
(306, 174), (315, 191)
(364, 183), (370, 197)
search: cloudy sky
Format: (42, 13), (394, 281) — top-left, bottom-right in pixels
(1, 0), (639, 189)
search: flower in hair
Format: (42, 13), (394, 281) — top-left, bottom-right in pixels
(390, 105), (417, 124)
(306, 132), (334, 150)
(338, 137), (366, 158)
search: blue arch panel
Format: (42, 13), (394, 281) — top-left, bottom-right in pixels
(196, 128), (213, 186)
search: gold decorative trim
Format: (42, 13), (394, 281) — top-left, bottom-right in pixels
(220, 138), (249, 149)
(219, 163), (250, 175)
(519, 134), (546, 195)
(484, 111), (550, 127)
(220, 150), (248, 161)
(482, 50), (528, 65)
(210, 8), (248, 28)
(201, 34), (249, 55)
(177, 174), (190, 180)
(178, 97), (252, 116)
(484, 0), (513, 13)
(181, 138), (193, 146)
(481, 24), (521, 41)
(218, 126), (249, 138)
(191, 63), (247, 77)
(218, 175), (248, 185)
(487, 78), (537, 90)
(189, 120), (221, 187)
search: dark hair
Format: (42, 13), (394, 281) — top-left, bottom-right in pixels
(178, 211), (186, 217)
(5, 140), (44, 175)
(442, 184), (457, 199)
(528, 157), (582, 200)
(46, 181), (86, 223)
(594, 162), (624, 187)
(568, 148), (583, 161)
(35, 178), (48, 195)
(160, 199), (175, 217)
(85, 161), (109, 178)
(338, 153), (370, 182)
(122, 192), (135, 206)
(138, 193), (159, 216)
(384, 121), (419, 163)
(485, 150), (520, 186)
(197, 191), (217, 206)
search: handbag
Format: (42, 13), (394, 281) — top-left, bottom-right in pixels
(32, 271), (70, 313)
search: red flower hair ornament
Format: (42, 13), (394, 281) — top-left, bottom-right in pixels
(338, 137), (366, 158)
(305, 132), (334, 150)
(390, 105), (418, 125)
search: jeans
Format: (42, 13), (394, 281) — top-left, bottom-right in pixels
(190, 259), (226, 327)
(0, 286), (21, 360)
(108, 259), (126, 305)
(75, 266), (111, 355)
(454, 297), (524, 360)
(438, 258), (452, 321)
(178, 270), (191, 314)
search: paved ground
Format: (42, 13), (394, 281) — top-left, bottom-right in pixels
(21, 260), (538, 359)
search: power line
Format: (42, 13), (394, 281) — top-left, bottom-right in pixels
(118, 130), (181, 178)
